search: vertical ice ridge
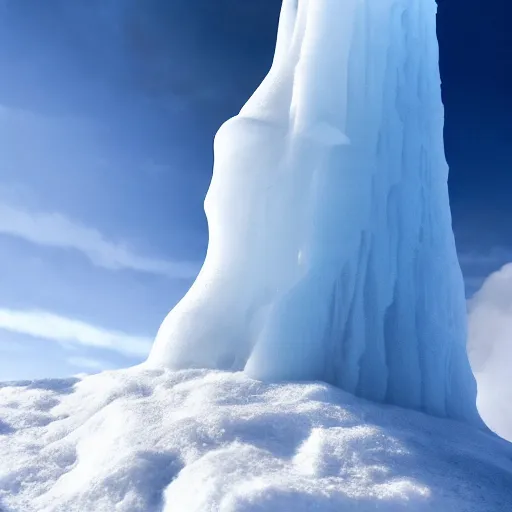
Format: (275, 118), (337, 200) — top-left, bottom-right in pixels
(148, 0), (482, 426)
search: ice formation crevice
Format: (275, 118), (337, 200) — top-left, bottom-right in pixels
(148, 0), (481, 425)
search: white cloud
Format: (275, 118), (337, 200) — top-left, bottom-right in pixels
(0, 203), (199, 279)
(0, 308), (153, 358)
(467, 263), (512, 441)
(67, 356), (113, 372)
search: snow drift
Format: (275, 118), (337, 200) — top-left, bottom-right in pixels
(149, 0), (480, 425)
(1, 369), (511, 512)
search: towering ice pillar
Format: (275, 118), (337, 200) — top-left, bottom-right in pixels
(148, 0), (481, 424)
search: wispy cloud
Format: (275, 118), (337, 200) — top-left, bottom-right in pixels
(67, 356), (113, 372)
(0, 203), (199, 279)
(459, 247), (512, 267)
(0, 308), (152, 358)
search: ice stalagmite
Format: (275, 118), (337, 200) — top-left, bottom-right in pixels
(148, 0), (482, 425)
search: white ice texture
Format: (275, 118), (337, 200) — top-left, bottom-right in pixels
(149, 0), (480, 425)
(1, 369), (511, 512)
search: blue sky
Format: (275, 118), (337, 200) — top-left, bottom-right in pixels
(0, 0), (510, 380)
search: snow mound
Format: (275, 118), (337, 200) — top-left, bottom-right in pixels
(1, 368), (511, 511)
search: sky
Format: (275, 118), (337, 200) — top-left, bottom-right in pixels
(0, 0), (510, 380)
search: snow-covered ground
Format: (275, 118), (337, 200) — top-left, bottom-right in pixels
(1, 367), (511, 512)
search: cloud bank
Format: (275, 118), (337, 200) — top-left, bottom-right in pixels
(467, 263), (512, 441)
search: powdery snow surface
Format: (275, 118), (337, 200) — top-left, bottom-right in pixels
(0, 368), (511, 512)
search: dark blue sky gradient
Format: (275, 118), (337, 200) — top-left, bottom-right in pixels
(436, 0), (512, 287)
(438, 0), (511, 237)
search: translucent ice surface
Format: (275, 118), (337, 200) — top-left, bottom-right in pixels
(149, 0), (481, 425)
